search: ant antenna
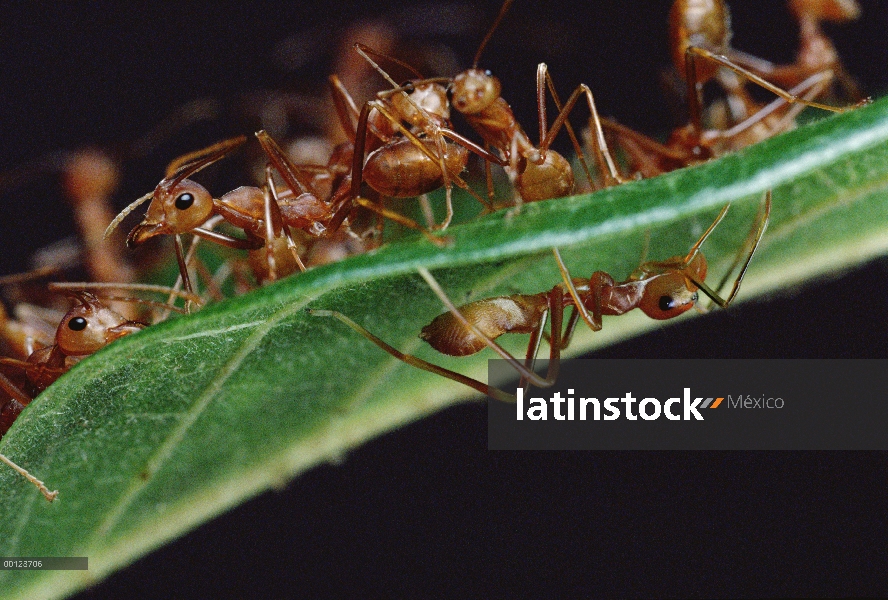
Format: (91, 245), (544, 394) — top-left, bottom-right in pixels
(354, 43), (425, 83)
(473, 0), (515, 68)
(103, 192), (152, 240)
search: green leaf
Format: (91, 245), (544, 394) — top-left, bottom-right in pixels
(2, 96), (888, 599)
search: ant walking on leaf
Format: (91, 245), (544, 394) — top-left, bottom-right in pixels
(310, 192), (771, 403)
(445, 0), (625, 202)
(601, 0), (861, 178)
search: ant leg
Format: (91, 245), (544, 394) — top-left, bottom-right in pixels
(48, 282), (201, 314)
(173, 234), (195, 303)
(353, 198), (449, 247)
(263, 165), (308, 275)
(430, 134), (452, 230)
(418, 194), (436, 229)
(0, 371), (30, 406)
(484, 143), (497, 209)
(263, 185), (279, 283)
(686, 46), (850, 127)
(599, 117), (692, 174)
(537, 64), (625, 187)
(552, 248), (603, 332)
(328, 74), (360, 143)
(695, 191), (771, 310)
(519, 314), (546, 393)
(161, 216), (220, 319)
(544, 307), (581, 351)
(715, 71), (835, 145)
(438, 129), (503, 211)
(683, 204), (732, 266)
(417, 268), (561, 388)
(0, 453), (57, 501)
(307, 308), (516, 402)
(267, 183), (308, 273)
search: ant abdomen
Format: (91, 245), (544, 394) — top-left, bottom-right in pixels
(363, 138), (469, 198)
(420, 295), (546, 356)
(517, 151), (574, 203)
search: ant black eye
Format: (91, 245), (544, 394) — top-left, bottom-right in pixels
(68, 316), (88, 331)
(484, 69), (492, 76)
(400, 81), (415, 93)
(691, 292), (698, 303)
(174, 192), (195, 210)
(658, 295), (676, 312)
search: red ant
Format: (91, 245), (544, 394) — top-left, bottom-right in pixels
(671, 0), (852, 142)
(310, 192), (771, 403)
(332, 45), (505, 237)
(0, 290), (149, 501)
(339, 0), (624, 235)
(109, 134), (344, 290)
(727, 0), (863, 101)
(602, 69), (835, 178)
(445, 0), (625, 202)
(599, 0), (858, 178)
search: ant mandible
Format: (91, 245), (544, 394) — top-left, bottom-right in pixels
(310, 192), (771, 403)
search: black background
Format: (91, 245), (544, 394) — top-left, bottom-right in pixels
(2, 1), (888, 597)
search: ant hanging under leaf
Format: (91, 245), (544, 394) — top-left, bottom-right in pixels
(310, 192), (771, 403)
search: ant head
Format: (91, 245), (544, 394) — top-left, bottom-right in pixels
(392, 81), (451, 125)
(121, 136), (244, 247)
(450, 69), (501, 115)
(126, 179), (214, 246)
(636, 254), (708, 320)
(55, 292), (144, 356)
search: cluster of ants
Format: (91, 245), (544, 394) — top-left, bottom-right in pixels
(0, 0), (865, 501)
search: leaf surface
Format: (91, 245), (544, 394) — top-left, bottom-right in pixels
(2, 97), (888, 599)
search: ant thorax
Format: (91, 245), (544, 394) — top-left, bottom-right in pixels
(390, 82), (451, 130)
